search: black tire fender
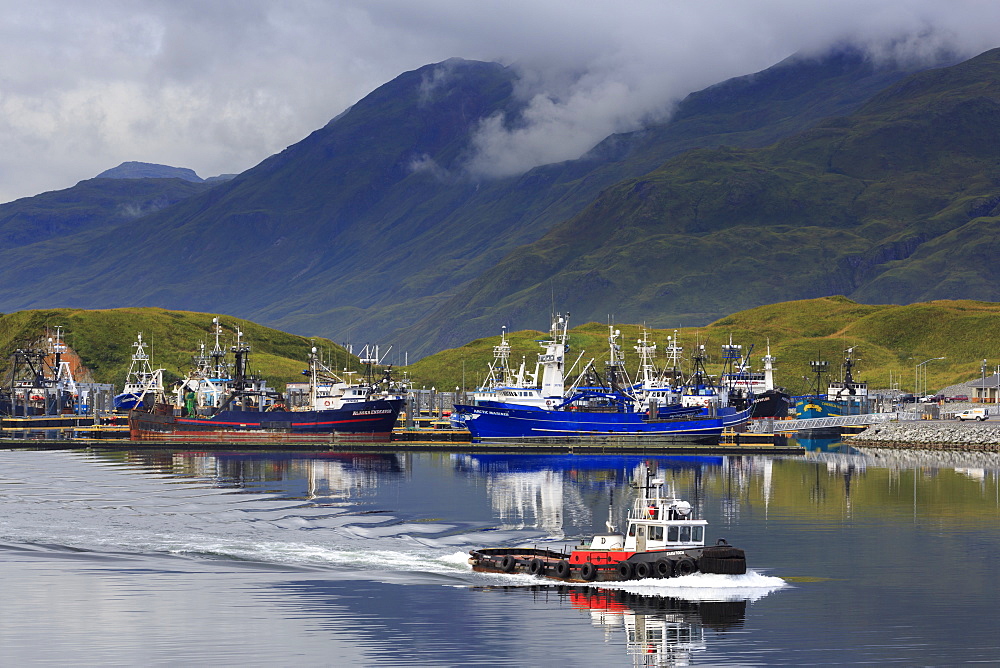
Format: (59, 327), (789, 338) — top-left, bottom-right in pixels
(580, 562), (598, 581)
(500, 555), (517, 573)
(635, 561), (652, 579)
(554, 560), (571, 579)
(655, 559), (674, 578)
(528, 558), (545, 576)
(676, 557), (696, 576)
(617, 561), (635, 580)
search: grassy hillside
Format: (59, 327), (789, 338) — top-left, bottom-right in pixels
(403, 297), (1000, 396)
(0, 307), (358, 391)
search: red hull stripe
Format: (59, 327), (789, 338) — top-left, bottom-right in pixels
(173, 417), (384, 427)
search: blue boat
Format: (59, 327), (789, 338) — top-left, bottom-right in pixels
(794, 396), (842, 419)
(113, 333), (166, 411)
(455, 401), (750, 443)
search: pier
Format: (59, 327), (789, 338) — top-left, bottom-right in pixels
(749, 411), (924, 433)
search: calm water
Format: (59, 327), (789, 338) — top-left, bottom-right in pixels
(1, 440), (999, 666)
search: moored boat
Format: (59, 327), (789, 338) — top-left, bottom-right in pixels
(454, 315), (751, 442)
(469, 466), (747, 581)
(455, 401), (747, 443)
(2, 326), (80, 416)
(129, 322), (404, 443)
(113, 333), (165, 411)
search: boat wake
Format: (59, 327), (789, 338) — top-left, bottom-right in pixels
(588, 570), (786, 601)
(460, 556), (786, 601)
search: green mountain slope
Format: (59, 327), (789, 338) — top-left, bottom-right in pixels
(0, 307), (354, 389)
(0, 177), (214, 248)
(0, 49), (928, 357)
(400, 48), (1000, 355)
(405, 297), (1000, 396)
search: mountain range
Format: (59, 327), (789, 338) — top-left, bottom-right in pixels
(1, 44), (997, 359)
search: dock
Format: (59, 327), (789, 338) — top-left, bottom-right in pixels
(0, 416), (802, 454)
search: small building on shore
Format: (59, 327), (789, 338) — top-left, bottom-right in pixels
(970, 374), (1000, 403)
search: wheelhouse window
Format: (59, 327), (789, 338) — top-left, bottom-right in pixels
(667, 526), (678, 542)
(650, 526), (663, 541)
(693, 526), (704, 542)
(680, 525), (691, 542)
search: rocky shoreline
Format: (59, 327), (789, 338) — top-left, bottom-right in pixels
(847, 419), (1000, 451)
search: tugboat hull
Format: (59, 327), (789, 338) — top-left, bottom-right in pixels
(469, 543), (746, 582)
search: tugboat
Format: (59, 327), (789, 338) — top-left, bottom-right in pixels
(469, 466), (746, 581)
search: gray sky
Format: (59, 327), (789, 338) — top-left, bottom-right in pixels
(1, 0), (998, 204)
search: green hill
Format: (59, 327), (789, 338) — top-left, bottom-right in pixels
(401, 48), (1000, 355)
(404, 297), (1000, 396)
(2, 299), (994, 398)
(0, 307), (357, 391)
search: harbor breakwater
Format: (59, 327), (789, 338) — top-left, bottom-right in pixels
(848, 420), (1000, 450)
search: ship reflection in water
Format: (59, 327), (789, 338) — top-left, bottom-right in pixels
(490, 585), (763, 667)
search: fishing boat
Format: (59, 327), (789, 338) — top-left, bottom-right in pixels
(113, 333), (165, 410)
(745, 345), (794, 419)
(826, 347), (869, 413)
(456, 401), (746, 443)
(469, 465), (747, 581)
(630, 329), (681, 409)
(129, 323), (404, 443)
(454, 317), (751, 442)
(1, 327), (79, 416)
(464, 325), (551, 410)
(795, 349), (868, 418)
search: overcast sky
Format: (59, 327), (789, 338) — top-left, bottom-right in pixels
(2, 0), (999, 204)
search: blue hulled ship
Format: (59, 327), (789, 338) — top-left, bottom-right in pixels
(452, 314), (751, 443)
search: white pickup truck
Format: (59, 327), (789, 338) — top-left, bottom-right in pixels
(956, 408), (989, 421)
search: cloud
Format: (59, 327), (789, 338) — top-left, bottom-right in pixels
(1, 0), (999, 202)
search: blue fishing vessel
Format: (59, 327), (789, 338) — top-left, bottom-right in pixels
(113, 333), (165, 411)
(454, 401), (751, 443)
(453, 313), (753, 442)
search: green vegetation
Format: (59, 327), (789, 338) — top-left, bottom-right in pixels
(0, 307), (357, 389)
(404, 297), (1000, 395)
(3, 298), (996, 397)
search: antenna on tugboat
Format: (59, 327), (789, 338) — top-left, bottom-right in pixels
(606, 488), (617, 533)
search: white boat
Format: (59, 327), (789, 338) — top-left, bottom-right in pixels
(465, 315), (577, 411)
(467, 326), (548, 409)
(631, 329), (680, 409)
(826, 347), (869, 407)
(113, 333), (165, 410)
(293, 343), (406, 412)
(172, 318), (234, 413)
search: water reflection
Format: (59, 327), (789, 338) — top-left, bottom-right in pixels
(497, 586), (751, 667)
(93, 449), (406, 500)
(453, 454), (728, 540)
(6, 448), (1000, 663)
(793, 433), (856, 454)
